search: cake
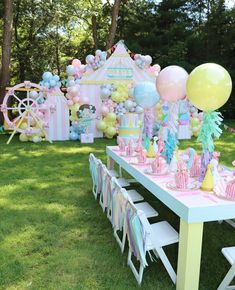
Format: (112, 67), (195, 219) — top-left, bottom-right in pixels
(118, 113), (141, 144)
(175, 161), (189, 189)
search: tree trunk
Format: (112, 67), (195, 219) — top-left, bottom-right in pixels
(55, 25), (61, 75)
(0, 0), (13, 125)
(91, 15), (98, 50)
(106, 0), (122, 50)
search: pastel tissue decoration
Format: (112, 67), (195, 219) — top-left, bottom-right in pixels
(137, 148), (146, 164)
(225, 179), (235, 200)
(190, 155), (201, 178)
(201, 164), (214, 191)
(186, 148), (196, 171)
(147, 141), (155, 158)
(198, 111), (223, 153)
(162, 129), (179, 164)
(151, 153), (166, 174)
(126, 140), (134, 156)
(157, 136), (165, 153)
(118, 138), (125, 152)
(175, 161), (189, 189)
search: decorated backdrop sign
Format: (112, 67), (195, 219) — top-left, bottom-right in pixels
(106, 67), (133, 80)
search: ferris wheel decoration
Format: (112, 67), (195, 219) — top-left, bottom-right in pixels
(0, 81), (52, 144)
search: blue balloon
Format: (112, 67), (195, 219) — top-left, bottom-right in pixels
(50, 79), (57, 87)
(42, 72), (53, 81)
(66, 65), (75, 76)
(134, 82), (160, 109)
(43, 81), (50, 89)
(53, 75), (60, 82)
(69, 131), (79, 141)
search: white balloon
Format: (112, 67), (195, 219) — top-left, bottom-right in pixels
(33, 135), (42, 143)
(101, 88), (111, 100)
(124, 100), (133, 109)
(86, 54), (95, 64)
(29, 91), (39, 99)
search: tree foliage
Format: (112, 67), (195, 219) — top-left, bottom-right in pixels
(0, 0), (234, 117)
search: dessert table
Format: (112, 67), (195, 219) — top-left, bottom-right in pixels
(106, 146), (235, 290)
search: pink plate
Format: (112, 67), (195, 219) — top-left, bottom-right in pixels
(166, 181), (200, 191)
(144, 168), (168, 176)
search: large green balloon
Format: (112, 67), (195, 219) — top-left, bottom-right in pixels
(186, 63), (232, 112)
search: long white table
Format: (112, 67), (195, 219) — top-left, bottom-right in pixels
(106, 146), (235, 290)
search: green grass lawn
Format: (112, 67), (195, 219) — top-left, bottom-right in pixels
(0, 123), (235, 290)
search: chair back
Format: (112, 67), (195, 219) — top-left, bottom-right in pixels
(89, 153), (102, 193)
(125, 201), (149, 268)
(110, 178), (129, 230)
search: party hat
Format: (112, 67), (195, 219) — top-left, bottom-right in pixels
(147, 141), (155, 158)
(201, 164), (214, 191)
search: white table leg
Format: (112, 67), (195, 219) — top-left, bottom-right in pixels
(176, 219), (204, 290)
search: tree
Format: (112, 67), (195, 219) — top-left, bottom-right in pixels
(0, 0), (13, 124)
(106, 0), (122, 49)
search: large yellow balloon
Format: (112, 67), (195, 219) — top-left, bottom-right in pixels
(186, 63), (232, 111)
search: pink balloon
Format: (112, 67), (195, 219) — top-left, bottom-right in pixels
(156, 65), (188, 102)
(73, 96), (80, 103)
(153, 64), (161, 73)
(72, 59), (81, 68)
(67, 100), (74, 106)
(101, 105), (109, 116)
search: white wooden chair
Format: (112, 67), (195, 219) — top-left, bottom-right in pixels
(126, 203), (179, 285)
(217, 247), (235, 290)
(110, 179), (159, 253)
(89, 153), (103, 200)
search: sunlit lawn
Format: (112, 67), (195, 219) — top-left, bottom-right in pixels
(0, 121), (235, 290)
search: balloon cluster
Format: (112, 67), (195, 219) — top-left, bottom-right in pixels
(134, 54), (152, 69)
(19, 131), (44, 143)
(69, 121), (82, 141)
(66, 59), (86, 87)
(19, 119), (46, 143)
(111, 82), (129, 103)
(66, 60), (89, 121)
(40, 72), (61, 91)
(97, 112), (117, 138)
(101, 99), (116, 115)
(86, 49), (107, 71)
(115, 100), (143, 118)
(66, 85), (81, 107)
(100, 84), (115, 100)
